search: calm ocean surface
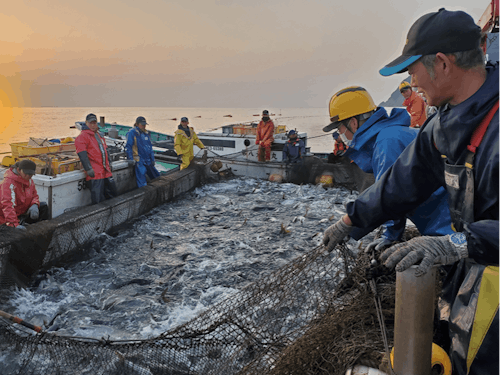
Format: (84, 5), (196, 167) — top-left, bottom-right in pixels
(0, 107), (337, 155)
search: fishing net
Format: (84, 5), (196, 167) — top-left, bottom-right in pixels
(0, 159), (387, 375)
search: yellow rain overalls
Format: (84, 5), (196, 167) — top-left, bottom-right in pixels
(174, 127), (205, 170)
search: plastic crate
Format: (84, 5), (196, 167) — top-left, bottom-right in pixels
(11, 142), (61, 157)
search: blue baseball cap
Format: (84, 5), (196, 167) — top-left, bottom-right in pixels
(379, 8), (481, 76)
(136, 116), (148, 125)
(181, 117), (189, 122)
(288, 130), (296, 136)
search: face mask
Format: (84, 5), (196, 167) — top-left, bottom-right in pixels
(262, 117), (270, 122)
(339, 132), (352, 147)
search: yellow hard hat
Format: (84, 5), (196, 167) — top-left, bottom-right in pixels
(61, 137), (74, 144)
(323, 86), (376, 132)
(390, 343), (452, 375)
(1, 155), (15, 167)
(399, 81), (411, 92)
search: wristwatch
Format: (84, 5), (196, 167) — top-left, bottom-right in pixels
(449, 232), (468, 258)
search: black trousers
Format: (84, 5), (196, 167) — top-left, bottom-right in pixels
(88, 177), (118, 205)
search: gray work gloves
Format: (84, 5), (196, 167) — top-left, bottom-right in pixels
(380, 233), (468, 277)
(365, 237), (397, 253)
(27, 204), (39, 220)
(16, 225), (27, 231)
(86, 168), (95, 178)
(202, 149), (208, 162)
(323, 217), (353, 252)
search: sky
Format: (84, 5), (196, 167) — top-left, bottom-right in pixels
(0, 0), (489, 108)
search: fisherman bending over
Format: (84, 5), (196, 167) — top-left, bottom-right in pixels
(322, 9), (498, 375)
(0, 160), (48, 230)
(75, 113), (117, 204)
(126, 116), (160, 188)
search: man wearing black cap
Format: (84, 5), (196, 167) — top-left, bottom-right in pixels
(282, 130), (305, 163)
(322, 9), (498, 375)
(174, 117), (205, 170)
(0, 160), (49, 229)
(75, 113), (117, 204)
(256, 110), (275, 162)
(125, 116), (160, 188)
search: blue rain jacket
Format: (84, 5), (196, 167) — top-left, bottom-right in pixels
(347, 62), (499, 265)
(125, 127), (155, 166)
(282, 138), (305, 163)
(345, 107), (454, 241)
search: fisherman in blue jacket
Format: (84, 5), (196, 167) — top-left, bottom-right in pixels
(282, 130), (305, 163)
(125, 116), (160, 188)
(323, 86), (453, 251)
(322, 9), (498, 375)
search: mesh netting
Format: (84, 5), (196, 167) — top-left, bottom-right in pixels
(1, 240), (395, 375)
(0, 160), (389, 375)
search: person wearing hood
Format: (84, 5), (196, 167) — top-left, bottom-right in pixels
(282, 130), (305, 163)
(125, 116), (160, 188)
(0, 160), (48, 230)
(75, 113), (117, 204)
(399, 81), (427, 128)
(256, 110), (274, 162)
(322, 9), (498, 375)
(174, 117), (205, 170)
(323, 86), (453, 252)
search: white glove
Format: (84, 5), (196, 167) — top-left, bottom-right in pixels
(27, 204), (39, 220)
(322, 218), (353, 252)
(380, 233), (468, 276)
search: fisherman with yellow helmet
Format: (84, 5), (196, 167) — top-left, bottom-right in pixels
(399, 80), (427, 128)
(323, 86), (453, 252)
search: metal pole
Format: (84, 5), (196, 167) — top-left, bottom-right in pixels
(393, 265), (436, 375)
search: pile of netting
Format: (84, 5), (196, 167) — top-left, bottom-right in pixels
(0, 235), (400, 375)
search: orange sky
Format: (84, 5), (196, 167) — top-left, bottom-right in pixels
(0, 0), (487, 108)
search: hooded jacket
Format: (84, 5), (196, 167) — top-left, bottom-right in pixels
(0, 168), (40, 227)
(75, 124), (112, 181)
(347, 62), (499, 265)
(256, 119), (274, 146)
(125, 126), (155, 165)
(345, 107), (454, 240)
(403, 91), (427, 127)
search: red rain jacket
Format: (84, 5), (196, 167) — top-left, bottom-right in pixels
(75, 128), (112, 181)
(256, 120), (274, 147)
(403, 91), (427, 128)
(0, 168), (40, 227)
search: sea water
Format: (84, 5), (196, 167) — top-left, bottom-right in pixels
(0, 107), (336, 155)
(0, 178), (371, 342)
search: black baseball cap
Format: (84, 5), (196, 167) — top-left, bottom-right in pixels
(19, 160), (36, 175)
(181, 117), (189, 122)
(136, 116), (148, 125)
(379, 8), (481, 76)
(262, 110), (269, 115)
(86, 113), (98, 123)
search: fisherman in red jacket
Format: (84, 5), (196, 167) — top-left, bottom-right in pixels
(75, 113), (117, 204)
(399, 81), (427, 128)
(0, 159), (48, 230)
(255, 110), (274, 162)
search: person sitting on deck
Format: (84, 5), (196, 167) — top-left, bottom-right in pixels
(174, 117), (205, 170)
(399, 81), (427, 128)
(323, 86), (454, 251)
(75, 113), (117, 205)
(125, 116), (160, 188)
(0, 160), (49, 230)
(282, 130), (305, 163)
(256, 110), (274, 162)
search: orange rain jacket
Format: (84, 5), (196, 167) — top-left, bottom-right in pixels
(256, 120), (274, 147)
(403, 91), (427, 128)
